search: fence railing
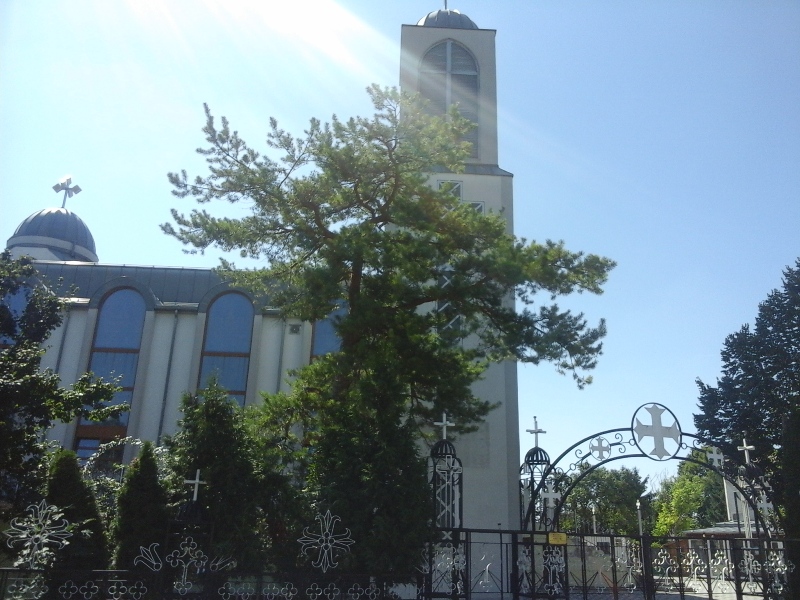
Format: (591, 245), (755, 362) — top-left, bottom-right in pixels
(2, 530), (796, 600)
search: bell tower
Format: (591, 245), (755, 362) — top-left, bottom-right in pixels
(401, 9), (519, 529)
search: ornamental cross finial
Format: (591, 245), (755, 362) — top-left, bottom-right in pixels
(52, 176), (81, 209)
(526, 416), (547, 447)
(184, 469), (206, 502)
(738, 436), (755, 465)
(434, 411), (455, 440)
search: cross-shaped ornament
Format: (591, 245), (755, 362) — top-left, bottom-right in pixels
(434, 411), (455, 441)
(184, 469), (206, 501)
(526, 416), (546, 447)
(52, 176), (81, 209)
(540, 482), (562, 505)
(738, 436), (755, 465)
(706, 446), (724, 467)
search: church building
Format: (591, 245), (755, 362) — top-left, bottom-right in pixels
(6, 8), (520, 530)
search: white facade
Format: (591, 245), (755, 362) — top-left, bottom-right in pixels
(401, 12), (520, 529)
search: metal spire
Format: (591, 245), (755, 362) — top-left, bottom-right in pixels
(52, 176), (81, 208)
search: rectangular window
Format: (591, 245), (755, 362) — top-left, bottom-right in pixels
(438, 181), (463, 200)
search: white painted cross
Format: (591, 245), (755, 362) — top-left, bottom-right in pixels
(434, 411), (455, 441)
(184, 469), (206, 502)
(706, 446), (724, 467)
(526, 416), (547, 447)
(738, 437), (755, 465)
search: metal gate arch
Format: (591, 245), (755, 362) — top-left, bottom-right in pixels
(522, 402), (774, 536)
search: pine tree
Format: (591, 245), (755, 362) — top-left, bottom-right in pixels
(45, 450), (108, 569)
(695, 259), (800, 527)
(111, 442), (170, 569)
(163, 86), (615, 574)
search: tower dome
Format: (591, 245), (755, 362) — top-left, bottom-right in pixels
(417, 9), (478, 29)
(7, 207), (98, 262)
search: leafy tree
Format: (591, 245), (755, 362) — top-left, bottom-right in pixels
(651, 455), (724, 537)
(0, 251), (118, 514)
(694, 259), (800, 528)
(560, 465), (648, 536)
(45, 450), (109, 569)
(111, 441), (171, 569)
(163, 86), (614, 572)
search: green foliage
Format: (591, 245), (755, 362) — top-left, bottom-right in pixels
(45, 450), (108, 569)
(652, 451), (726, 536)
(111, 442), (170, 569)
(694, 259), (800, 527)
(308, 401), (431, 575)
(163, 86), (614, 573)
(561, 465), (648, 536)
(165, 381), (301, 570)
(0, 251), (119, 514)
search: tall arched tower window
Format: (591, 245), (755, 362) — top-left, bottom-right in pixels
(76, 288), (146, 460)
(420, 40), (479, 156)
(198, 292), (254, 406)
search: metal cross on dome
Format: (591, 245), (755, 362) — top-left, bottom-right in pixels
(526, 416), (547, 447)
(434, 411), (455, 441)
(184, 469), (206, 501)
(52, 176), (81, 209)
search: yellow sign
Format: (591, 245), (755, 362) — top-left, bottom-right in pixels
(548, 532), (568, 545)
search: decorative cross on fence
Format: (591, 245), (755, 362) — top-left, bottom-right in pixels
(434, 411), (455, 441)
(526, 416), (546, 447)
(589, 436), (611, 460)
(632, 404), (680, 460)
(706, 446), (724, 467)
(184, 469), (206, 501)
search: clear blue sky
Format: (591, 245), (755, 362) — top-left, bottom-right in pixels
(2, 0), (799, 489)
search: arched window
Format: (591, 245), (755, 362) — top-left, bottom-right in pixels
(198, 292), (253, 406)
(76, 288), (146, 460)
(420, 40), (479, 156)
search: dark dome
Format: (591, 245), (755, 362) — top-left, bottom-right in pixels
(431, 439), (458, 458)
(7, 207), (98, 262)
(417, 9), (478, 29)
(524, 446), (551, 466)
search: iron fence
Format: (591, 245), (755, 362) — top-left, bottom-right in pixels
(2, 531), (796, 600)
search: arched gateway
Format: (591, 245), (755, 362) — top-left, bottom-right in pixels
(521, 403), (776, 538)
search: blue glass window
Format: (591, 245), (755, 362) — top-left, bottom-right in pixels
(1, 288), (27, 346)
(199, 293), (253, 406)
(82, 289), (146, 427)
(312, 304), (347, 357)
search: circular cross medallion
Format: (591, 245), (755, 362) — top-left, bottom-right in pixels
(631, 403), (682, 461)
(589, 436), (612, 460)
